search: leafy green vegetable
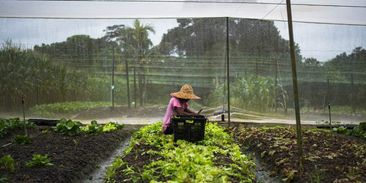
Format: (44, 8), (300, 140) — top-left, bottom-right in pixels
(0, 155), (15, 173)
(81, 120), (102, 134)
(14, 135), (32, 145)
(333, 126), (366, 140)
(106, 122), (255, 182)
(102, 122), (124, 132)
(26, 154), (53, 168)
(54, 118), (82, 135)
(0, 118), (35, 138)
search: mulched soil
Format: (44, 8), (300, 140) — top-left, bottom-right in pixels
(232, 126), (366, 182)
(0, 125), (141, 183)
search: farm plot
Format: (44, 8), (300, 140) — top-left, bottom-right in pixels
(105, 122), (256, 182)
(0, 118), (139, 183)
(234, 126), (366, 182)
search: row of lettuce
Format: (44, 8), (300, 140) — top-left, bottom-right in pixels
(0, 118), (123, 137)
(105, 122), (256, 182)
(332, 122), (366, 140)
(0, 118), (124, 182)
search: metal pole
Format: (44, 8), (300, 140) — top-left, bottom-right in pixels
(275, 59), (278, 112)
(226, 17), (231, 126)
(21, 95), (27, 136)
(125, 58), (131, 109)
(286, 0), (303, 172)
(351, 73), (355, 113)
(328, 104), (332, 126)
(112, 46), (115, 110)
(133, 66), (137, 109)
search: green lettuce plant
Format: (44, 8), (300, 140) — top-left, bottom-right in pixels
(26, 154), (53, 168)
(106, 122), (255, 182)
(0, 155), (15, 173)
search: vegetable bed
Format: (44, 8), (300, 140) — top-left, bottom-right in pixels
(0, 119), (140, 183)
(234, 126), (366, 182)
(106, 122), (256, 182)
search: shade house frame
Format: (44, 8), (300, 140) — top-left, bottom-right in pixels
(2, 0), (366, 172)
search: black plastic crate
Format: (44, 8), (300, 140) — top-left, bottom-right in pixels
(171, 115), (206, 142)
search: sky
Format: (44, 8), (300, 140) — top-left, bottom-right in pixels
(0, 19), (179, 49)
(0, 0), (365, 61)
(1, 18), (366, 62)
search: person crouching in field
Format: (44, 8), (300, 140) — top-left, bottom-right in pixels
(162, 84), (200, 134)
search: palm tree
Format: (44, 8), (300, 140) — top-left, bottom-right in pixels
(130, 20), (155, 106)
(104, 19), (155, 106)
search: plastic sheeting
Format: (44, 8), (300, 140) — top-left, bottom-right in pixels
(0, 0), (365, 26)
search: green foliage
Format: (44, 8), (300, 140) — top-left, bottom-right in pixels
(160, 18), (293, 57)
(332, 126), (348, 134)
(105, 157), (124, 182)
(333, 126), (366, 140)
(360, 122), (366, 131)
(54, 119), (82, 136)
(0, 118), (34, 138)
(34, 34), (117, 68)
(81, 120), (102, 134)
(80, 121), (124, 134)
(106, 122), (255, 182)
(231, 76), (275, 111)
(208, 75), (286, 112)
(26, 154), (53, 168)
(0, 176), (8, 183)
(237, 126), (366, 182)
(102, 122), (124, 132)
(0, 155), (15, 173)
(30, 101), (112, 117)
(14, 135), (31, 145)
(0, 41), (87, 110)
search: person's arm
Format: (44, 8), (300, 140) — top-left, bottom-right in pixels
(184, 108), (198, 115)
(174, 107), (196, 116)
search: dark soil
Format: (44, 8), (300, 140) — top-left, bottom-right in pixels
(113, 143), (163, 182)
(0, 125), (141, 183)
(233, 126), (366, 182)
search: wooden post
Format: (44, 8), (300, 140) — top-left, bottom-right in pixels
(286, 0), (303, 172)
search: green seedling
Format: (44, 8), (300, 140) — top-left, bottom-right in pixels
(0, 155), (15, 173)
(26, 154), (53, 168)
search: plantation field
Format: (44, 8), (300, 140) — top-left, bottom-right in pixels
(233, 125), (366, 182)
(0, 118), (140, 182)
(106, 122), (256, 182)
(1, 118), (365, 183)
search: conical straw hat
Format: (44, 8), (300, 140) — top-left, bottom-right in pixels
(170, 84), (201, 100)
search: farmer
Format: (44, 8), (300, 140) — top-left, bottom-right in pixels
(162, 84), (200, 134)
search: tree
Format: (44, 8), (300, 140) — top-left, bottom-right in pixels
(303, 57), (320, 66)
(34, 35), (116, 71)
(104, 19), (155, 106)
